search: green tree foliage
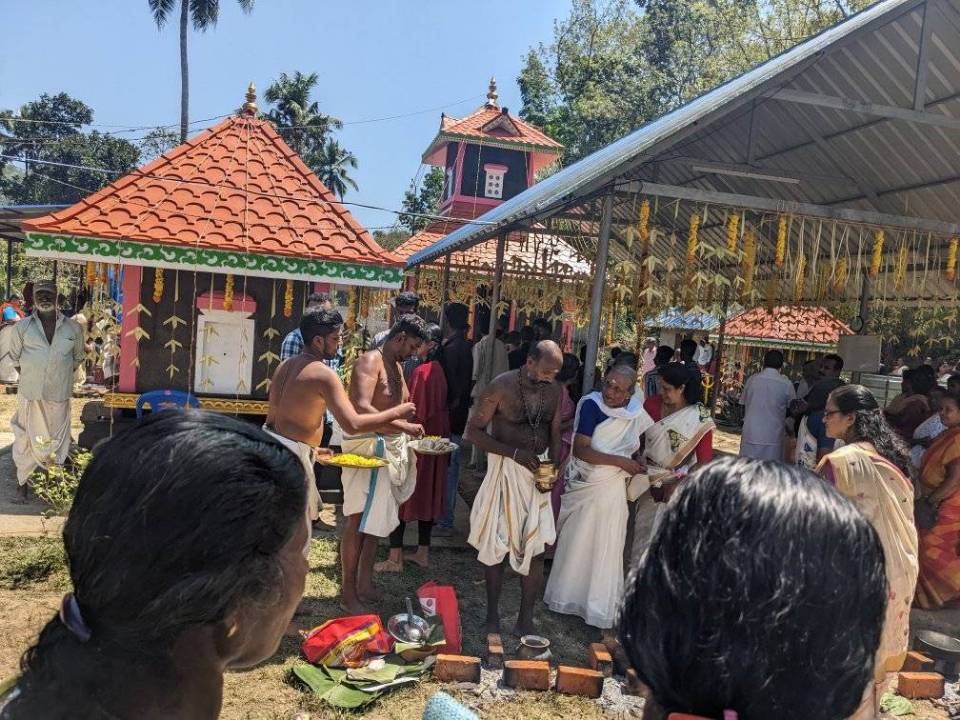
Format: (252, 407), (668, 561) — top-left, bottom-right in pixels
(149, 0), (256, 142)
(139, 127), (181, 163)
(372, 228), (412, 251)
(0, 93), (140, 205)
(520, 0), (874, 164)
(398, 167), (445, 233)
(313, 139), (359, 200)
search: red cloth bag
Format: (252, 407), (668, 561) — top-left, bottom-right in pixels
(301, 614), (393, 667)
(416, 581), (461, 655)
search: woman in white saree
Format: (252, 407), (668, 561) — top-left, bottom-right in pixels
(544, 365), (653, 632)
(633, 362), (716, 564)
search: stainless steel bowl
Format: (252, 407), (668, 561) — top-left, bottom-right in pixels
(387, 612), (430, 645)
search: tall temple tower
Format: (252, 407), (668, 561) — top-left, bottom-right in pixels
(420, 78), (563, 221)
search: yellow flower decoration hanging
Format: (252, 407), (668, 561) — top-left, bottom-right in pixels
(726, 213), (740, 254)
(946, 237), (958, 282)
(895, 243), (908, 292)
(686, 213), (700, 263)
(869, 230), (885, 277)
(223, 273), (234, 311)
(833, 258), (848, 295)
(775, 215), (787, 267)
(793, 255), (806, 304)
(741, 229), (757, 299)
(283, 279), (294, 318)
(152, 267), (164, 303)
(99, 263), (108, 287)
(638, 199), (650, 245)
(86, 262), (96, 287)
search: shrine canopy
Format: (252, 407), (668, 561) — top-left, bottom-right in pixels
(22, 85), (403, 289)
(723, 305), (852, 351)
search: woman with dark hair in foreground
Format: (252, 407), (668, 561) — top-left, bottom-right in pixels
(620, 457), (887, 720)
(819, 384), (918, 719)
(1, 411), (310, 719)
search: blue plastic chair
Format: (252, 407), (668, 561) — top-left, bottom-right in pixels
(135, 389), (200, 418)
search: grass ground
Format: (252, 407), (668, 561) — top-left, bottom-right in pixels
(0, 535), (618, 720)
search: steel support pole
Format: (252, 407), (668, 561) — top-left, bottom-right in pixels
(709, 287), (731, 415)
(439, 254), (451, 334)
(582, 194), (614, 396)
(486, 234), (506, 384)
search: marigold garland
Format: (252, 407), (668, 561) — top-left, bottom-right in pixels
(152, 267), (164, 303)
(776, 216), (787, 267)
(895, 243), (908, 292)
(947, 237), (958, 282)
(869, 230), (885, 277)
(85, 262), (96, 287)
(223, 273), (234, 311)
(638, 199), (650, 245)
(726, 213), (740, 254)
(834, 258), (848, 295)
(686, 213), (700, 263)
(99, 263), (108, 287)
(283, 279), (294, 318)
(741, 229), (757, 299)
(793, 255), (806, 304)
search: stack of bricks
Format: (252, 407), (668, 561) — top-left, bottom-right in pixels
(897, 652), (945, 700)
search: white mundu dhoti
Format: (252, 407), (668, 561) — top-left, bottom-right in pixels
(544, 391), (652, 628)
(11, 397), (71, 486)
(468, 454), (556, 576)
(262, 426), (321, 521)
(341, 433), (414, 538)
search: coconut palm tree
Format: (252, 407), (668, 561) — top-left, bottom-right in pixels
(264, 71), (342, 157)
(148, 0), (256, 143)
(311, 140), (358, 199)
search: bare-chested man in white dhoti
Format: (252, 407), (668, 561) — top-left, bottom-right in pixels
(341, 314), (428, 613)
(466, 340), (563, 635)
(266, 307), (418, 526)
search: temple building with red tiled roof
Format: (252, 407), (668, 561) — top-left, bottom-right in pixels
(723, 305), (852, 350)
(21, 84), (402, 413)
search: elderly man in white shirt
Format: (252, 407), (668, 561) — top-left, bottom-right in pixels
(10, 280), (85, 489)
(738, 349), (796, 462)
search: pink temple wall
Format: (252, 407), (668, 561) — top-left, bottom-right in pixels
(117, 266), (141, 393)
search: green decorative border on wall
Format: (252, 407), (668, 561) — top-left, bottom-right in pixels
(24, 232), (403, 289)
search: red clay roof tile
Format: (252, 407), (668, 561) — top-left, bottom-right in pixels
(725, 305), (852, 344)
(23, 115), (400, 268)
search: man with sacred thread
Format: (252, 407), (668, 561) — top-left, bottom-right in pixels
(340, 314), (429, 613)
(265, 308), (419, 558)
(466, 340), (564, 635)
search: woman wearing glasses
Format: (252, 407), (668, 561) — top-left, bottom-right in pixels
(818, 384), (918, 720)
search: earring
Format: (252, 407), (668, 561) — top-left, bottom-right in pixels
(227, 623), (239, 639)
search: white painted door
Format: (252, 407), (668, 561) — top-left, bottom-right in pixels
(194, 309), (255, 395)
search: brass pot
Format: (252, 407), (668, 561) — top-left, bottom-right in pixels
(534, 462), (557, 493)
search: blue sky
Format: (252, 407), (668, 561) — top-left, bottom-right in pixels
(1, 0), (568, 229)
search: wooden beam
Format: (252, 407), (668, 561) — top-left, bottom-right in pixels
(773, 88), (960, 131)
(914, 0), (934, 112)
(616, 181), (960, 236)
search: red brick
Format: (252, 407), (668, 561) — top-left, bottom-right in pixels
(588, 643), (614, 677)
(434, 654), (481, 683)
(503, 660), (551, 691)
(901, 651), (935, 673)
(897, 672), (945, 699)
(556, 665), (604, 698)
(486, 633), (504, 669)
(623, 668), (645, 696)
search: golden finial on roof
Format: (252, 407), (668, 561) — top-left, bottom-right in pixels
(241, 82), (257, 116)
(486, 77), (499, 109)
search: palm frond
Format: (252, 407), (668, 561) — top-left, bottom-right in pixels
(148, 0), (178, 28)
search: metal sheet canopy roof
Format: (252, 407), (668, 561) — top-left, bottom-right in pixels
(407, 0), (960, 269)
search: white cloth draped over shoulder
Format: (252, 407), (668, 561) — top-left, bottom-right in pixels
(544, 392), (653, 628)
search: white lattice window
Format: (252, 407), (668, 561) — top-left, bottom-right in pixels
(484, 164), (508, 199)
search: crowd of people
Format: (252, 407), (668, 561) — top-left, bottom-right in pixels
(3, 284), (960, 719)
